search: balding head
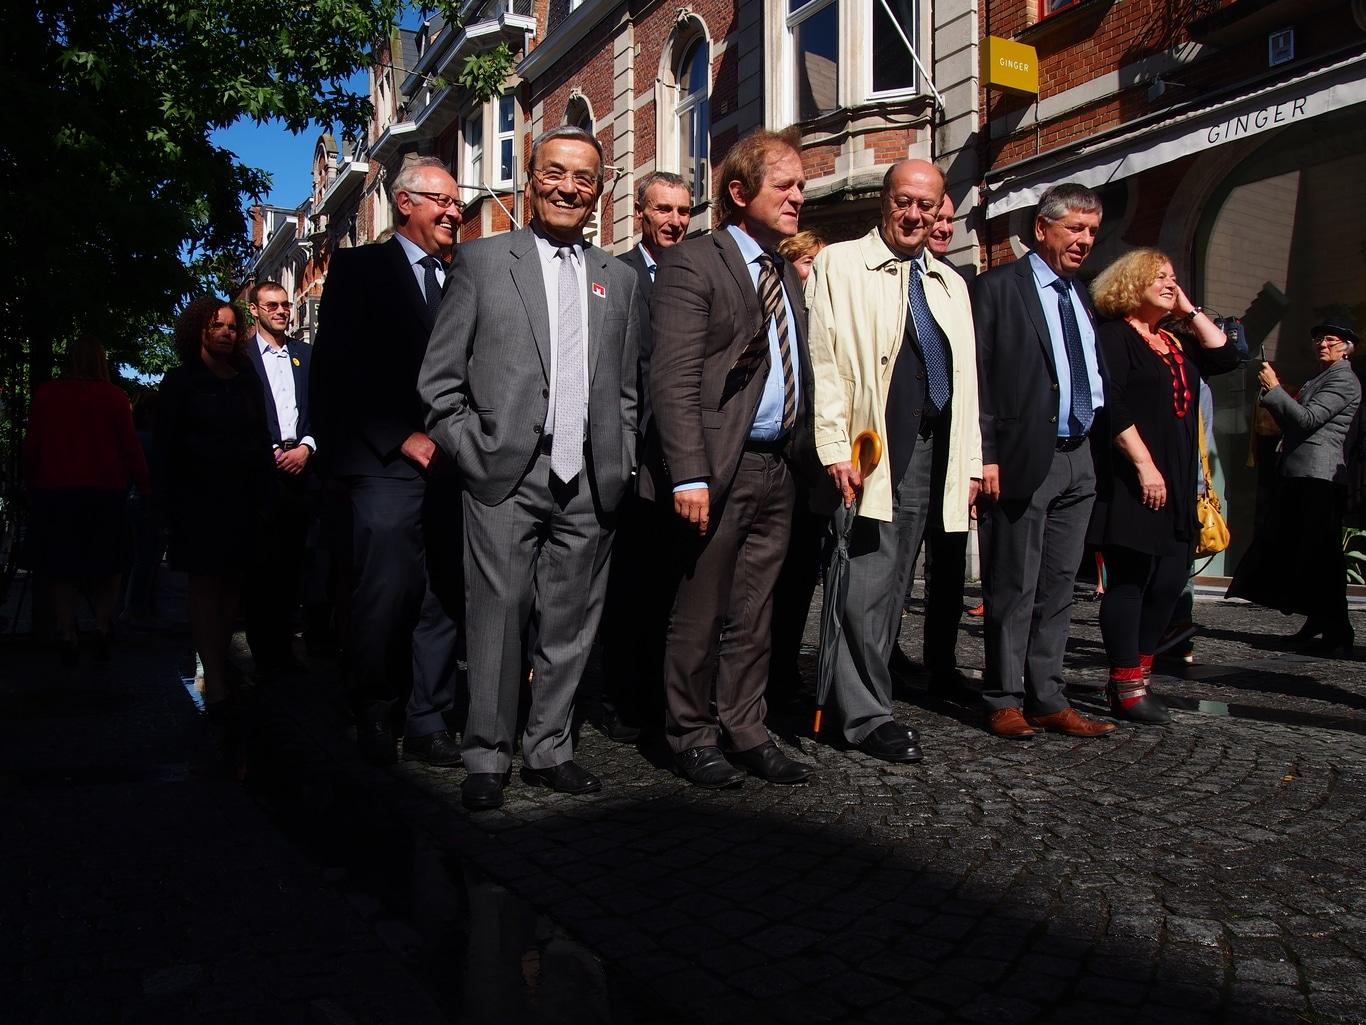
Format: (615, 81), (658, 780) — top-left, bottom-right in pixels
(880, 159), (946, 259)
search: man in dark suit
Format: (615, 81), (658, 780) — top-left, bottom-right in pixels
(599, 171), (692, 743)
(973, 182), (1116, 740)
(419, 126), (642, 812)
(648, 128), (816, 788)
(310, 156), (464, 768)
(243, 279), (315, 676)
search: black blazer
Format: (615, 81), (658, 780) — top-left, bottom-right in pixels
(972, 256), (1105, 500)
(243, 334), (312, 447)
(618, 245), (656, 434)
(645, 228), (816, 504)
(310, 236), (441, 479)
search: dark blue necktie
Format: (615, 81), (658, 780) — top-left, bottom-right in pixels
(1051, 278), (1093, 434)
(908, 262), (952, 414)
(419, 255), (443, 319)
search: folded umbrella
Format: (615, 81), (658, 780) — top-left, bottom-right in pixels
(813, 430), (883, 736)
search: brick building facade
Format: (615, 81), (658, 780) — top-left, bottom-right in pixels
(976, 0), (1366, 575)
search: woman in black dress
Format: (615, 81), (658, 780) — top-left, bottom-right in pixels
(156, 297), (273, 727)
(1087, 250), (1238, 723)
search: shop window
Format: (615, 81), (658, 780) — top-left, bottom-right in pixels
(675, 41), (710, 198)
(494, 95), (516, 188)
(789, 0), (840, 121)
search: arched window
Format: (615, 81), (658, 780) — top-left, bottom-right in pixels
(675, 41), (710, 198)
(565, 94), (594, 135)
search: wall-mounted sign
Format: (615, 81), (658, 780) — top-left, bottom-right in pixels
(983, 36), (1040, 96)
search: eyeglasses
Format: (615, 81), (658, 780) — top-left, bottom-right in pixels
(254, 301), (289, 312)
(407, 191), (466, 212)
(890, 196), (939, 214)
(533, 167), (600, 191)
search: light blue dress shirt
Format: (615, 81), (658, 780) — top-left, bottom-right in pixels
(726, 225), (800, 442)
(638, 243), (657, 282)
(1028, 251), (1104, 437)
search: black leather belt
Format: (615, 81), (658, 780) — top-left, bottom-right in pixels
(743, 436), (787, 454)
(1056, 434), (1088, 452)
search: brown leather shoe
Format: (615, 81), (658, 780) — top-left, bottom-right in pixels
(987, 708), (1038, 740)
(1026, 707), (1117, 737)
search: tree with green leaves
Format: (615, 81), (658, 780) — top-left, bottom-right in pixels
(0, 0), (514, 480)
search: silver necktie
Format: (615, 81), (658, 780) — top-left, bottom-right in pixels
(551, 246), (585, 482)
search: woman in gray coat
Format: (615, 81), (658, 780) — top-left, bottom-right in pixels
(1228, 315), (1361, 653)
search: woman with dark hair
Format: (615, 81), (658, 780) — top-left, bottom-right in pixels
(1228, 315), (1362, 654)
(156, 296), (273, 741)
(22, 334), (151, 664)
(1086, 249), (1238, 723)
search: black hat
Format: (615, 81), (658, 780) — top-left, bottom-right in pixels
(1311, 311), (1359, 346)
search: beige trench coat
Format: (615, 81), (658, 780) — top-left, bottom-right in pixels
(807, 227), (982, 528)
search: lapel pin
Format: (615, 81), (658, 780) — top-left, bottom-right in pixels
(592, 282), (606, 299)
(291, 357), (301, 366)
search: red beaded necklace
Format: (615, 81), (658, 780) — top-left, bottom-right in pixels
(1130, 320), (1192, 418)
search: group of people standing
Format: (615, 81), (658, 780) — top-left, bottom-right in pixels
(65, 123), (1355, 805)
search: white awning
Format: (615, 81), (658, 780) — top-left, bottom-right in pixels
(985, 50), (1366, 218)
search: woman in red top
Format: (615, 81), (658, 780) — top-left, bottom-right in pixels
(22, 334), (151, 664)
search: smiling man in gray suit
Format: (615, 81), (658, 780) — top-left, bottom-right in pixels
(420, 126), (641, 811)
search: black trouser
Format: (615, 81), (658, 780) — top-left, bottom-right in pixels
(1098, 545), (1191, 668)
(599, 491), (671, 730)
(244, 473), (315, 668)
(768, 489), (827, 704)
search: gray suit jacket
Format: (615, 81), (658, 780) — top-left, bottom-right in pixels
(1263, 358), (1362, 483)
(419, 226), (641, 510)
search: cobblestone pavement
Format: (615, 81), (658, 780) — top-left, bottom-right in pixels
(0, 619), (455, 1024)
(7, 582), (1366, 1025)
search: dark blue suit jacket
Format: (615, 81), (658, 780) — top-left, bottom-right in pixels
(244, 334), (312, 447)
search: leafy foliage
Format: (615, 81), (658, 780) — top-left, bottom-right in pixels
(456, 43), (515, 103)
(0, 0), (464, 384)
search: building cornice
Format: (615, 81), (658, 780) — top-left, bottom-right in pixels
(251, 218), (305, 275)
(370, 120), (418, 164)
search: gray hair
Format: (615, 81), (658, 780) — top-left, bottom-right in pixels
(528, 125), (604, 183)
(390, 156), (452, 202)
(1035, 182), (1102, 223)
(635, 170), (689, 208)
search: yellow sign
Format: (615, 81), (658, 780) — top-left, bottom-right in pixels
(982, 36), (1039, 96)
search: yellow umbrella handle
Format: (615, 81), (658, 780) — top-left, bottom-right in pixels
(852, 430), (883, 478)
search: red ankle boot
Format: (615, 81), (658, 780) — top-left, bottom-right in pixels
(1106, 664), (1170, 725)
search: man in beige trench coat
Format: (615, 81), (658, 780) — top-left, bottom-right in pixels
(808, 158), (981, 762)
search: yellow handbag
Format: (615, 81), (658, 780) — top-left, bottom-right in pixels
(1195, 406), (1230, 557)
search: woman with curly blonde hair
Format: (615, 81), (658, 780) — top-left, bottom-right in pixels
(1085, 249), (1237, 723)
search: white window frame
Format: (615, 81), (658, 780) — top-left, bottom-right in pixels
(785, 0), (841, 124)
(462, 109), (484, 189)
(493, 94), (516, 189)
(866, 0), (919, 100)
(674, 39), (710, 202)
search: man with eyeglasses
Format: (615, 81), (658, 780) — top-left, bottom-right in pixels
(420, 126), (642, 811)
(807, 160), (981, 763)
(242, 279), (316, 677)
(310, 155), (465, 769)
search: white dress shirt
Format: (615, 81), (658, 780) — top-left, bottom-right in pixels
(395, 231), (445, 304)
(255, 332), (315, 452)
(533, 231), (591, 438)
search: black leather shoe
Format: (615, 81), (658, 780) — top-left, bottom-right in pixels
(403, 729), (463, 767)
(520, 760), (602, 795)
(888, 645), (919, 679)
(461, 772), (505, 811)
(858, 721), (924, 763)
(673, 746), (745, 789)
(927, 669), (975, 704)
(600, 711), (642, 744)
(730, 740), (813, 784)
(356, 718), (397, 766)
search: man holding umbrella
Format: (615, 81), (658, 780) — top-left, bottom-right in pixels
(807, 159), (981, 762)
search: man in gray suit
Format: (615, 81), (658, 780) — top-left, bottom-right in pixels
(420, 126), (641, 811)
